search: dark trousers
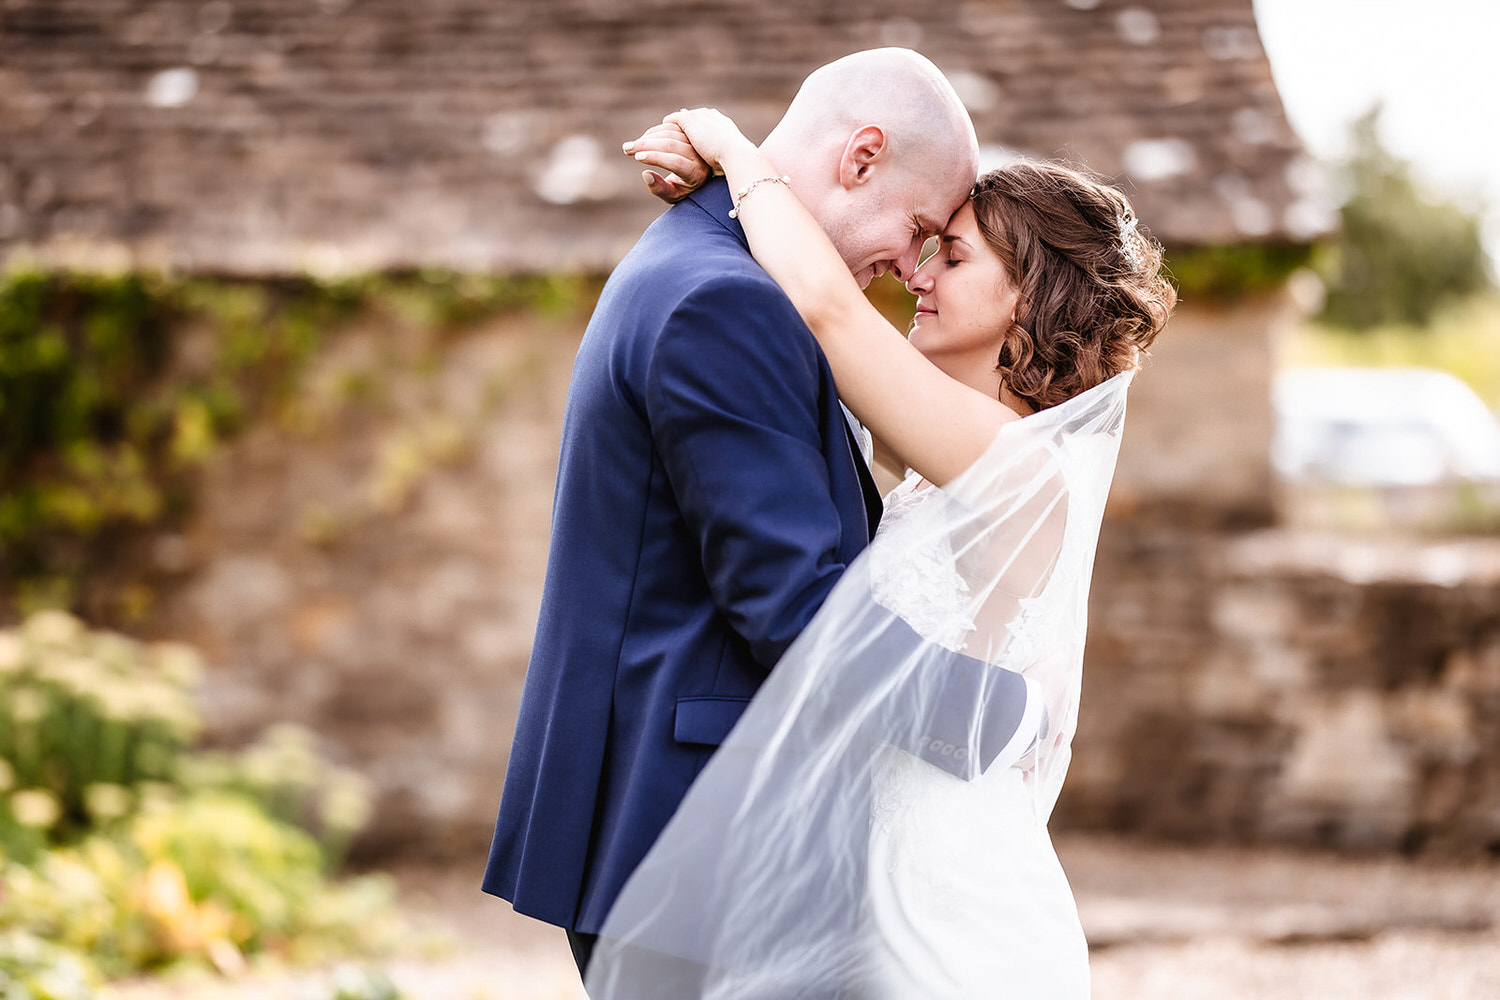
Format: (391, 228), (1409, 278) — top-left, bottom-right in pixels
(567, 929), (598, 983)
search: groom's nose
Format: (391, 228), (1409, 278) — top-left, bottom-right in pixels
(890, 241), (924, 284)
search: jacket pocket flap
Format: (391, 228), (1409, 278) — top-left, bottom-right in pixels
(673, 696), (752, 747)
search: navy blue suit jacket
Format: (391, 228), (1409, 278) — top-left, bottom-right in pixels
(482, 178), (882, 933)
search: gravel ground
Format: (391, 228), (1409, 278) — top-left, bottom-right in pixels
(102, 834), (1500, 1000)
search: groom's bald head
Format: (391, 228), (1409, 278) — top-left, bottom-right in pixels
(767, 48), (978, 181)
(760, 49), (980, 287)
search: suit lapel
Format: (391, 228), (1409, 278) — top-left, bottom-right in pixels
(842, 417), (883, 542)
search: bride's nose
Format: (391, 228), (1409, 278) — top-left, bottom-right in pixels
(905, 257), (936, 296)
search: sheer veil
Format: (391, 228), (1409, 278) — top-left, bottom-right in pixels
(586, 370), (1133, 999)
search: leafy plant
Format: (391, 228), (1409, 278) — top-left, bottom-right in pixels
(0, 613), (401, 982)
(180, 724), (373, 868)
(1317, 105), (1492, 330)
(0, 796), (400, 976)
(1164, 243), (1314, 302)
(0, 930), (99, 1000)
(0, 611), (198, 853)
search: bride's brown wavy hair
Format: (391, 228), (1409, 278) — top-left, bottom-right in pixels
(970, 162), (1176, 411)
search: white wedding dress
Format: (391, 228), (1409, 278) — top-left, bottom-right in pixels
(586, 372), (1130, 1000)
(859, 472), (1090, 998)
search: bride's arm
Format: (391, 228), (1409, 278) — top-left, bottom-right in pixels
(871, 437), (905, 479)
(628, 110), (1020, 487)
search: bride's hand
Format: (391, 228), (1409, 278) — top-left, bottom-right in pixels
(622, 120), (713, 204)
(624, 108), (757, 204)
(660, 108), (756, 171)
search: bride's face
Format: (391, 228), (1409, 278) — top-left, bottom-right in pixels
(904, 202), (1019, 388)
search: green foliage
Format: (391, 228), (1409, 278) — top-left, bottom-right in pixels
(0, 273), (174, 588)
(0, 269), (600, 618)
(864, 275), (918, 328)
(395, 270), (601, 329)
(0, 931), (99, 1000)
(0, 611), (372, 867)
(1317, 106), (1492, 330)
(0, 611), (199, 854)
(0, 271), (349, 607)
(0, 796), (400, 978)
(180, 724), (373, 867)
(0, 613), (399, 984)
(1164, 243), (1314, 302)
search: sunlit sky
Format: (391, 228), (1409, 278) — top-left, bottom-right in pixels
(1253, 0), (1500, 261)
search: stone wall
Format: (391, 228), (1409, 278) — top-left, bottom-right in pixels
(149, 304), (578, 858)
(1066, 527), (1500, 854)
(1111, 291), (1289, 528)
(137, 296), (1500, 860)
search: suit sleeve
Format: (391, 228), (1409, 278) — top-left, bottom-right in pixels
(645, 275), (850, 670)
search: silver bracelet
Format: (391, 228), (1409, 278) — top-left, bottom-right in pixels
(728, 175), (791, 219)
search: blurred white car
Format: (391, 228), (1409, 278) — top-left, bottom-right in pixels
(1272, 367), (1500, 487)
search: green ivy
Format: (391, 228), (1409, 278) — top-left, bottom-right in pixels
(0, 269), (600, 619)
(1162, 242), (1316, 302)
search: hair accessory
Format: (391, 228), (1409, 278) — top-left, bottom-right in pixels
(728, 175), (791, 219)
(1117, 211), (1143, 270)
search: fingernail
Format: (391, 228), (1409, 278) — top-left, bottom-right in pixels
(621, 141), (634, 153)
(634, 152), (648, 161)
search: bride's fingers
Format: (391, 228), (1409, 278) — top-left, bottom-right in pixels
(661, 108), (741, 163)
(662, 108), (728, 134)
(621, 123), (687, 157)
(625, 116), (716, 199)
(622, 133), (696, 161)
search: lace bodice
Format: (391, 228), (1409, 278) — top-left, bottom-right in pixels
(870, 470), (1056, 671)
(868, 471), (975, 652)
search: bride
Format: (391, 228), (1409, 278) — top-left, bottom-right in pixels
(587, 110), (1176, 998)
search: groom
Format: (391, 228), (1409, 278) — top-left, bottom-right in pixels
(482, 48), (979, 981)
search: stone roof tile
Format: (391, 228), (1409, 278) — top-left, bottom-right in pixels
(0, 0), (1332, 274)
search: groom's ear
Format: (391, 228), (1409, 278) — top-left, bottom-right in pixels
(837, 125), (888, 190)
